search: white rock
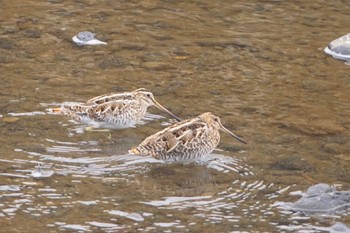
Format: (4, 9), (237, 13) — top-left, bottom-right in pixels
(72, 31), (107, 46)
(324, 33), (350, 61)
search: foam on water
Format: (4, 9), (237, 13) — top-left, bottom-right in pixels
(139, 180), (272, 228)
(0, 185), (21, 192)
(107, 210), (145, 222)
(8, 111), (46, 116)
(1, 115), (271, 232)
(0, 137), (262, 232)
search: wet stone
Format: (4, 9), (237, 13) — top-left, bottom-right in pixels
(151, 35), (174, 41)
(271, 155), (313, 171)
(324, 33), (350, 61)
(98, 56), (127, 69)
(48, 29), (66, 40)
(290, 183), (350, 215)
(274, 134), (302, 144)
(152, 20), (177, 29)
(325, 164), (350, 182)
(0, 55), (12, 63)
(48, 0), (64, 3)
(321, 143), (346, 154)
(2, 25), (18, 34)
(326, 223), (350, 233)
(195, 41), (252, 49)
(91, 11), (112, 21)
(279, 118), (346, 135)
(24, 29), (42, 38)
(120, 44), (147, 51)
(50, 9), (77, 17)
(141, 62), (175, 71)
(334, 154), (350, 162)
(3, 117), (20, 123)
(16, 50), (34, 59)
(138, 52), (166, 62)
(16, 17), (38, 30)
(0, 39), (14, 50)
(171, 48), (191, 57)
(54, 54), (70, 62)
(77, 55), (95, 63)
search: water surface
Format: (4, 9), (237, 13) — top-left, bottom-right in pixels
(1, 0), (350, 232)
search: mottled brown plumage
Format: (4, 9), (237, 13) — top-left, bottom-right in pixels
(52, 88), (180, 129)
(129, 112), (246, 162)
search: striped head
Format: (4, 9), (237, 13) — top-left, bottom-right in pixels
(133, 88), (181, 121)
(198, 112), (247, 144)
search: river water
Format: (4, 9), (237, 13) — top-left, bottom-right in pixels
(1, 0), (349, 232)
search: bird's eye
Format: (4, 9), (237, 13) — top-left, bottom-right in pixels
(214, 117), (219, 122)
(146, 94), (151, 97)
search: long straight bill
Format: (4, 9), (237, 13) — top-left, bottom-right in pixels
(153, 100), (181, 122)
(220, 125), (247, 144)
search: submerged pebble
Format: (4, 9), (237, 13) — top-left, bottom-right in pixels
(0, 185), (20, 192)
(324, 33), (350, 62)
(72, 31), (107, 46)
(30, 164), (54, 178)
(291, 183), (350, 215)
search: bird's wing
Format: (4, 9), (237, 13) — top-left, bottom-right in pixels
(139, 117), (208, 152)
(86, 92), (135, 105)
(85, 101), (134, 122)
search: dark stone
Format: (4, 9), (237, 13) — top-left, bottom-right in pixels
(98, 56), (127, 69)
(141, 61), (175, 71)
(291, 183), (350, 214)
(271, 155), (313, 171)
(0, 39), (14, 50)
(47, 0), (64, 3)
(121, 44), (147, 51)
(321, 143), (346, 154)
(25, 29), (42, 38)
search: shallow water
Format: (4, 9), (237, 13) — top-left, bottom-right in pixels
(1, 0), (350, 232)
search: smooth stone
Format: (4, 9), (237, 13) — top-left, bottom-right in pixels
(324, 33), (350, 61)
(98, 56), (127, 69)
(291, 183), (350, 214)
(271, 154), (313, 171)
(72, 31), (107, 45)
(279, 118), (346, 135)
(0, 39), (14, 50)
(3, 117), (20, 123)
(24, 29), (41, 38)
(141, 62), (175, 70)
(321, 143), (346, 154)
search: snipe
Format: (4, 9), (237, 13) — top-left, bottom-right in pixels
(129, 112), (246, 163)
(52, 88), (180, 129)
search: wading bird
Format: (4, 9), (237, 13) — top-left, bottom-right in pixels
(52, 88), (180, 129)
(129, 112), (246, 163)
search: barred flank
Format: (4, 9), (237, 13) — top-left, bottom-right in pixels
(128, 148), (140, 155)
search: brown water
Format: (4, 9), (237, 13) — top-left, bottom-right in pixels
(1, 0), (350, 232)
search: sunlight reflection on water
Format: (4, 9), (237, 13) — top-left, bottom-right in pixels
(1, 0), (350, 231)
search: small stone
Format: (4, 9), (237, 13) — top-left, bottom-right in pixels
(3, 117), (20, 123)
(278, 117), (346, 135)
(24, 29), (41, 38)
(0, 39), (14, 50)
(98, 56), (126, 69)
(2, 25), (18, 33)
(48, 0), (64, 3)
(334, 154), (350, 161)
(121, 44), (146, 51)
(271, 155), (313, 171)
(324, 33), (350, 61)
(72, 31), (107, 46)
(141, 62), (175, 71)
(321, 143), (346, 154)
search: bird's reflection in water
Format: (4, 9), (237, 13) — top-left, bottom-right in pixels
(136, 164), (234, 197)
